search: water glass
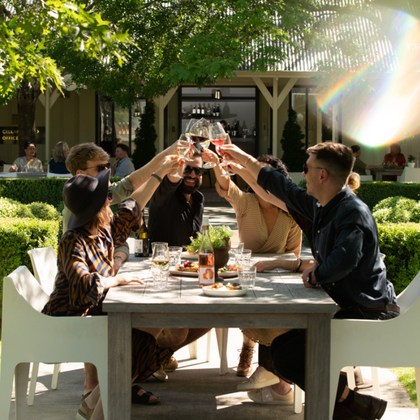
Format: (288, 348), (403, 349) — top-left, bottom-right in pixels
(236, 249), (252, 269)
(238, 266), (257, 290)
(151, 268), (169, 290)
(229, 243), (244, 264)
(169, 246), (183, 268)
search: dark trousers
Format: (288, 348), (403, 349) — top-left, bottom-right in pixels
(270, 305), (399, 394)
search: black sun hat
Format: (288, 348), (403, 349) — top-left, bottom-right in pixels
(63, 169), (111, 230)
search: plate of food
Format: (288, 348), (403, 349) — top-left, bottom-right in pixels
(202, 282), (248, 297)
(170, 261), (238, 278)
(181, 251), (198, 260)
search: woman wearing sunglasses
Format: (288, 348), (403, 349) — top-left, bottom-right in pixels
(42, 156), (179, 418)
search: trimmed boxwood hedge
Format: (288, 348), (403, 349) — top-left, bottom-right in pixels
(298, 180), (420, 210)
(378, 223), (420, 295)
(0, 176), (122, 211)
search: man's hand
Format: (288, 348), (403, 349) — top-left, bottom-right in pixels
(302, 261), (318, 288)
(219, 144), (250, 166)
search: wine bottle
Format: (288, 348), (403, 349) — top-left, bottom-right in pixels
(197, 104), (201, 114)
(216, 104), (220, 117)
(198, 217), (215, 286)
(206, 104), (211, 115)
(201, 104), (205, 115)
(212, 106), (216, 117)
(134, 210), (149, 257)
(192, 105), (196, 115)
(253, 123), (257, 137)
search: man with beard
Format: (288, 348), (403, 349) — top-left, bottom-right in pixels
(148, 148), (204, 248)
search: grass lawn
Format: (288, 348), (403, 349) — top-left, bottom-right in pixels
(392, 367), (417, 405)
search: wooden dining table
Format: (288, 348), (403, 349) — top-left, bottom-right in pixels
(369, 167), (403, 181)
(103, 254), (337, 420)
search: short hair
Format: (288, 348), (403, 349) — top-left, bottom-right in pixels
(390, 144), (401, 153)
(66, 143), (109, 176)
(306, 142), (354, 186)
(115, 143), (129, 154)
(52, 141), (69, 163)
(351, 145), (360, 154)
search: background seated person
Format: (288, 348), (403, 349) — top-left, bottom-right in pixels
(350, 145), (378, 176)
(111, 142), (135, 178)
(10, 141), (43, 172)
(382, 143), (406, 181)
(49, 141), (70, 174)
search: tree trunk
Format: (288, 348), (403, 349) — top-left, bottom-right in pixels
(17, 80), (42, 157)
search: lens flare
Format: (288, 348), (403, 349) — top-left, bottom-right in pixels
(317, 7), (420, 147)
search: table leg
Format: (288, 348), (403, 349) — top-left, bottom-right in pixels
(305, 314), (331, 420)
(108, 313), (131, 420)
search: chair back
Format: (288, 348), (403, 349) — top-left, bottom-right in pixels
(27, 247), (58, 295)
(6, 266), (50, 312)
(396, 270), (420, 313)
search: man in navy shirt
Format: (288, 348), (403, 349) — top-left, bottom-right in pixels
(220, 142), (399, 420)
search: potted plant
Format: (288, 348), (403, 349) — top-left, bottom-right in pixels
(185, 225), (233, 281)
(407, 155), (416, 168)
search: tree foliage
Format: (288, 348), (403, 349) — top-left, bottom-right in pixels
(281, 108), (306, 172)
(131, 100), (157, 170)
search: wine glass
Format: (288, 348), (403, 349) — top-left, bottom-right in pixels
(187, 118), (210, 145)
(209, 123), (234, 176)
(151, 242), (170, 290)
(170, 135), (189, 179)
(200, 139), (216, 169)
(242, 127), (249, 139)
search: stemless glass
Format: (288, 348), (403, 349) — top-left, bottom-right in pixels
(151, 242), (170, 290)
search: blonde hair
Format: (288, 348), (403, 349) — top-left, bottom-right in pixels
(348, 172), (360, 194)
(84, 203), (112, 230)
(52, 141), (69, 163)
(66, 143), (110, 175)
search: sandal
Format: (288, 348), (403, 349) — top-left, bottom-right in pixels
(131, 384), (160, 405)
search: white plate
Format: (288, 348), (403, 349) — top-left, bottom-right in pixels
(181, 252), (198, 260)
(169, 270), (237, 278)
(202, 285), (248, 297)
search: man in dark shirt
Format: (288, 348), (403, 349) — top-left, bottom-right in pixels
(220, 142), (399, 420)
(148, 148), (204, 248)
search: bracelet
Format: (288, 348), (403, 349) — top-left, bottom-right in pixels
(113, 256), (123, 261)
(244, 156), (252, 167)
(292, 258), (302, 272)
(151, 173), (162, 183)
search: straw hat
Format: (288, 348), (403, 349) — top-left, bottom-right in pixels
(63, 169), (110, 229)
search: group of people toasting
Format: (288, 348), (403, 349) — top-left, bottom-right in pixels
(45, 117), (398, 420)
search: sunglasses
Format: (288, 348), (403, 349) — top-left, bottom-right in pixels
(183, 166), (204, 176)
(83, 162), (111, 172)
(107, 188), (113, 202)
(303, 163), (324, 174)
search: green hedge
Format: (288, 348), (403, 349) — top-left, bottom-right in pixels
(298, 179), (420, 210)
(372, 196), (420, 223)
(357, 182), (420, 210)
(378, 223), (420, 295)
(0, 217), (60, 324)
(0, 176), (122, 211)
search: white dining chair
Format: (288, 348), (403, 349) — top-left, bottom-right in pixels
(0, 266), (109, 420)
(329, 270), (420, 418)
(188, 328), (229, 375)
(27, 247), (59, 405)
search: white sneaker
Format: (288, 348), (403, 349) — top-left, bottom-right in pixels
(248, 386), (294, 405)
(152, 365), (168, 382)
(237, 366), (280, 391)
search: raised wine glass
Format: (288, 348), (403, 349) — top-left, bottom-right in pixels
(187, 118), (210, 144)
(209, 123), (234, 176)
(170, 134), (190, 179)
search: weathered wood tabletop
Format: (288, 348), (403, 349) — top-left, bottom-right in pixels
(103, 254), (337, 420)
